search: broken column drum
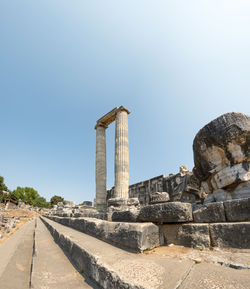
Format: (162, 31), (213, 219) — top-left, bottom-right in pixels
(94, 106), (130, 211)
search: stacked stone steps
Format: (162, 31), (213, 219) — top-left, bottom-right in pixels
(31, 218), (95, 289)
(138, 199), (250, 249)
(46, 215), (160, 252)
(41, 216), (195, 289)
(48, 197), (250, 251)
(41, 217), (250, 289)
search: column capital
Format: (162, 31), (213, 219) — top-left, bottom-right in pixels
(117, 106), (130, 115)
(94, 121), (108, 130)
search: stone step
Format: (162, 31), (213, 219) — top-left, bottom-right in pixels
(160, 222), (250, 249)
(31, 218), (96, 289)
(46, 215), (160, 252)
(0, 219), (35, 289)
(41, 216), (195, 289)
(138, 202), (193, 223)
(193, 197), (250, 223)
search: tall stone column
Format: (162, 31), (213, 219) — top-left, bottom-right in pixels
(114, 107), (130, 199)
(95, 123), (107, 211)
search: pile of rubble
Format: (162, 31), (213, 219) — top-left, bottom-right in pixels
(0, 213), (17, 239)
(49, 200), (105, 219)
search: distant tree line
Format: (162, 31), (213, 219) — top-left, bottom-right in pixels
(0, 176), (64, 208)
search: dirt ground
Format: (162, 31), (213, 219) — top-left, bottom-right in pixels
(146, 244), (250, 268)
(0, 209), (41, 245)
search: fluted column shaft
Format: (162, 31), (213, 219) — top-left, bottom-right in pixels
(95, 125), (107, 211)
(114, 109), (129, 199)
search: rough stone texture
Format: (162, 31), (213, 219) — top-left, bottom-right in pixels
(112, 209), (139, 222)
(179, 263), (250, 289)
(160, 223), (210, 248)
(210, 222), (250, 249)
(63, 200), (76, 207)
(193, 202), (226, 223)
(160, 222), (250, 249)
(107, 198), (140, 221)
(203, 194), (215, 204)
(49, 202), (106, 220)
(213, 163), (249, 191)
(149, 192), (169, 204)
(213, 189), (232, 202)
(193, 112), (250, 199)
(107, 169), (202, 206)
(126, 198), (140, 206)
(73, 209), (104, 219)
(223, 197), (250, 222)
(138, 202), (193, 223)
(107, 197), (139, 207)
(46, 215), (160, 252)
(42, 217), (195, 289)
(232, 182), (250, 199)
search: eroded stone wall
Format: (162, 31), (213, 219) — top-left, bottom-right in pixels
(107, 170), (201, 206)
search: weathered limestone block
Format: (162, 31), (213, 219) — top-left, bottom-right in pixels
(73, 211), (105, 220)
(111, 209), (139, 222)
(203, 194), (215, 204)
(46, 216), (160, 252)
(108, 197), (128, 207)
(149, 192), (169, 204)
(224, 198), (250, 222)
(138, 202), (193, 223)
(232, 182), (250, 199)
(210, 222), (250, 249)
(126, 198), (140, 206)
(108, 197), (139, 207)
(160, 223), (210, 248)
(193, 203), (226, 223)
(212, 189), (232, 202)
(193, 112), (250, 194)
(165, 172), (201, 203)
(212, 163), (250, 190)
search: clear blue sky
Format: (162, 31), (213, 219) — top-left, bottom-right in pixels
(1, 1), (249, 204)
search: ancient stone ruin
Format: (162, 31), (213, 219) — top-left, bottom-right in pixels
(193, 112), (250, 201)
(2, 110), (250, 289)
(48, 111), (250, 252)
(94, 106), (130, 211)
(42, 111), (250, 288)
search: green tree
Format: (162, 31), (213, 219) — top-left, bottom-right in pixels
(11, 187), (25, 202)
(33, 196), (50, 208)
(23, 187), (39, 205)
(50, 195), (64, 206)
(0, 176), (8, 192)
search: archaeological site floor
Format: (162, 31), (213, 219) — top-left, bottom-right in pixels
(0, 216), (250, 289)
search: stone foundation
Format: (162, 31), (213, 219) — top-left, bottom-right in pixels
(160, 222), (250, 249)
